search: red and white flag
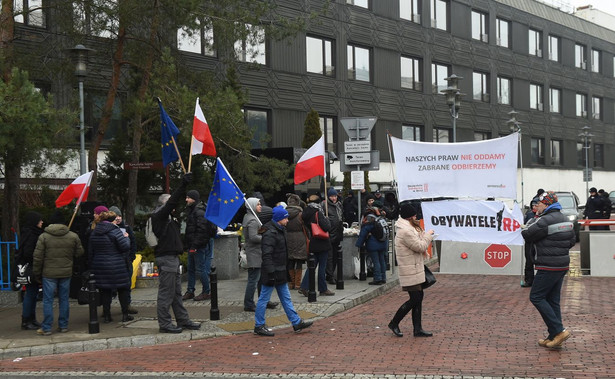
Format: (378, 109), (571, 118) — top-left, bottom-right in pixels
(55, 171), (93, 208)
(294, 135), (325, 184)
(191, 98), (216, 157)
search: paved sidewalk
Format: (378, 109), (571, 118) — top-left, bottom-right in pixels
(0, 265), (399, 360)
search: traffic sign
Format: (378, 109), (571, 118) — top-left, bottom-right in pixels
(339, 150), (380, 172)
(484, 244), (512, 268)
(344, 152), (371, 165)
(351, 171), (364, 190)
(344, 140), (371, 153)
(341, 117), (377, 140)
(583, 168), (592, 182)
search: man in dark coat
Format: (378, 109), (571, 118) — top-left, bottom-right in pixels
(151, 173), (201, 334)
(522, 191), (576, 349)
(16, 211), (44, 330)
(323, 187), (344, 285)
(583, 187), (604, 230)
(598, 189), (612, 230)
(253, 206), (312, 336)
(342, 191), (358, 225)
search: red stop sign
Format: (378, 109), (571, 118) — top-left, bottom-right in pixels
(484, 244), (512, 268)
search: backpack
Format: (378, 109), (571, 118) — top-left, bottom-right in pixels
(204, 217), (218, 239)
(144, 217), (158, 247)
(371, 216), (390, 242)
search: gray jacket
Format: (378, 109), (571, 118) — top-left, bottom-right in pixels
(242, 211), (262, 268)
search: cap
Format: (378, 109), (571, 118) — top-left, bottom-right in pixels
(538, 191), (558, 205)
(109, 206), (122, 217)
(186, 190), (200, 201)
(94, 206), (109, 215)
(400, 203), (417, 219)
(589, 187), (597, 193)
(272, 205), (289, 222)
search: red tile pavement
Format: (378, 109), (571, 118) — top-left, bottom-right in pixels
(1, 273), (614, 378)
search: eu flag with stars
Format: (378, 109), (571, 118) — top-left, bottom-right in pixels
(158, 100), (181, 167)
(205, 158), (245, 229)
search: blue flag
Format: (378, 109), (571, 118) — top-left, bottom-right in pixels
(158, 101), (181, 167)
(205, 158), (245, 229)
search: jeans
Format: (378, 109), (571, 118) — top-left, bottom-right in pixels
(300, 250), (329, 293)
(22, 283), (38, 320)
(243, 267), (261, 309)
(187, 239), (214, 295)
(41, 277), (71, 331)
(369, 250), (387, 282)
(530, 269), (567, 339)
(255, 282), (301, 328)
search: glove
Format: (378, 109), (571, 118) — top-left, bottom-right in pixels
(183, 172), (193, 184)
(264, 272), (275, 287)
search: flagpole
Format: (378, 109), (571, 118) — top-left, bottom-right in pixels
(244, 196), (263, 227)
(171, 134), (187, 174)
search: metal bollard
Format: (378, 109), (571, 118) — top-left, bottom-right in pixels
(359, 248), (367, 281)
(87, 273), (100, 334)
(209, 266), (219, 320)
(336, 244), (344, 290)
(307, 252), (317, 302)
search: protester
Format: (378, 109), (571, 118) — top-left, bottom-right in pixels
(285, 194), (308, 290)
(521, 199), (540, 287)
(109, 206), (138, 314)
(382, 192), (399, 221)
(323, 187), (343, 285)
(522, 191), (576, 348)
(253, 206), (313, 336)
(583, 187), (604, 231)
(388, 203), (434, 338)
(16, 211), (44, 330)
(242, 197), (263, 312)
(356, 208), (388, 285)
(33, 211), (84, 335)
(150, 172), (201, 333)
(342, 191), (358, 225)
(373, 190), (384, 209)
(89, 210), (133, 323)
(598, 189), (612, 230)
(253, 192), (273, 224)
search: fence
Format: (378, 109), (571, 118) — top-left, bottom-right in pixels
(0, 233), (19, 291)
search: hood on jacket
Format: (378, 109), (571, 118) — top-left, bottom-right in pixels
(91, 221), (119, 236)
(44, 223), (71, 237)
(24, 211), (43, 229)
(287, 205), (302, 219)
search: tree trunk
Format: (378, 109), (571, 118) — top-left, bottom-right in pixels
(2, 163), (21, 240)
(0, 0), (15, 82)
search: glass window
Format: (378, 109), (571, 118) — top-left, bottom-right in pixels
(528, 29), (542, 57)
(402, 124), (423, 141)
(433, 127), (449, 143)
(347, 44), (371, 82)
(577, 142), (585, 167)
(472, 72), (489, 102)
(496, 18), (510, 48)
(347, 0), (369, 8)
(551, 140), (562, 166)
(14, 0), (45, 27)
(576, 93), (587, 117)
(400, 0), (421, 23)
(548, 35), (559, 62)
(549, 87), (561, 114)
(531, 137), (545, 165)
(594, 143), (604, 168)
(431, 0), (448, 31)
(431, 62), (450, 94)
(401, 56), (422, 90)
(497, 76), (511, 105)
(591, 49), (601, 73)
(244, 108), (269, 149)
(235, 25), (266, 65)
(474, 131), (490, 140)
(319, 116), (337, 154)
(529, 83), (543, 110)
(592, 96), (602, 120)
(178, 21), (215, 57)
(85, 91), (123, 143)
(472, 10), (488, 42)
(73, 1), (117, 38)
(575, 44), (586, 69)
(307, 36), (335, 76)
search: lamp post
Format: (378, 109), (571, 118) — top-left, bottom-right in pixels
(70, 44), (93, 175)
(507, 110), (524, 208)
(579, 126), (593, 196)
(440, 74), (464, 142)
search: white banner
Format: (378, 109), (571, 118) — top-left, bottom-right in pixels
(422, 200), (524, 245)
(391, 134), (518, 200)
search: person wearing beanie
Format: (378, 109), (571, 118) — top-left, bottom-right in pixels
(522, 190), (575, 348)
(254, 206), (312, 336)
(93, 206), (109, 216)
(322, 187), (344, 285)
(583, 187), (604, 230)
(387, 201), (434, 338)
(16, 211), (44, 330)
(355, 207), (388, 286)
(183, 189), (216, 302)
(286, 193), (307, 291)
(108, 206), (139, 315)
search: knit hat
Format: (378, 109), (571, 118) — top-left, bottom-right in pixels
(94, 205), (109, 215)
(109, 206), (122, 217)
(538, 191), (558, 205)
(277, 202), (287, 209)
(328, 187), (338, 197)
(272, 205), (289, 222)
(287, 194), (302, 207)
(308, 194), (320, 203)
(49, 210), (66, 225)
(589, 187), (597, 193)
(186, 190), (200, 202)
(246, 197), (260, 211)
(400, 203), (417, 219)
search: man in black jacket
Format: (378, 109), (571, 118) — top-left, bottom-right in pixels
(151, 173), (201, 334)
(323, 187), (343, 285)
(522, 191), (576, 349)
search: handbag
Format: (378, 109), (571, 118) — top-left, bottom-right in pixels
(422, 265), (437, 289)
(310, 212), (330, 240)
(15, 263), (33, 285)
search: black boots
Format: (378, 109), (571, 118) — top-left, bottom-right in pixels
(388, 322), (403, 337)
(388, 290), (433, 338)
(411, 303), (433, 337)
(122, 314), (134, 322)
(21, 317), (39, 330)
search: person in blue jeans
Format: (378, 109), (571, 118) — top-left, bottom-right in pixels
(355, 208), (388, 285)
(254, 206), (312, 336)
(32, 211), (84, 335)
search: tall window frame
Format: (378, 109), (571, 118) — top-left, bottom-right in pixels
(529, 83), (543, 111)
(548, 35), (559, 62)
(319, 115), (337, 155)
(347, 44), (371, 82)
(549, 87), (561, 114)
(474, 131), (490, 140)
(431, 62), (450, 94)
(234, 24), (266, 65)
(473, 71), (489, 102)
(400, 0), (421, 24)
(594, 143), (604, 168)
(592, 96), (602, 120)
(243, 108), (270, 149)
(496, 18), (510, 48)
(591, 49), (601, 73)
(551, 140), (562, 166)
(402, 124), (423, 141)
(575, 43), (587, 69)
(531, 137), (545, 165)
(576, 142), (585, 167)
(401, 56), (422, 91)
(306, 35), (335, 77)
(471, 10), (488, 42)
(14, 0), (45, 27)
(528, 28), (542, 57)
(433, 127), (449, 143)
(431, 0), (449, 31)
(497, 76), (511, 105)
(576, 93), (588, 118)
(177, 21), (216, 57)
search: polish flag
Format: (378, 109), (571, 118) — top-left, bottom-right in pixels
(294, 135), (325, 184)
(191, 98), (216, 157)
(55, 171), (93, 208)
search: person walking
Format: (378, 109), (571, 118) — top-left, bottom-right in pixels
(16, 211), (44, 330)
(387, 203), (434, 338)
(355, 208), (388, 285)
(253, 206), (313, 337)
(32, 212), (84, 335)
(323, 187), (343, 285)
(89, 210), (133, 323)
(151, 172), (201, 334)
(242, 197), (263, 312)
(286, 194), (308, 290)
(522, 191), (576, 348)
(109, 206), (139, 314)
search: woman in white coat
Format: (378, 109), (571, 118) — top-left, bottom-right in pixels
(388, 203), (435, 337)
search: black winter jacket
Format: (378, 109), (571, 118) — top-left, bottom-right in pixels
(260, 220), (288, 286)
(89, 221), (131, 289)
(152, 181), (187, 257)
(302, 204), (331, 253)
(17, 212), (44, 266)
(521, 206), (575, 271)
(185, 202), (211, 249)
(322, 198), (343, 245)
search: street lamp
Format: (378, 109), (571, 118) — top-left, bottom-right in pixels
(440, 74), (464, 142)
(579, 126), (593, 196)
(70, 44), (94, 175)
(507, 110), (524, 208)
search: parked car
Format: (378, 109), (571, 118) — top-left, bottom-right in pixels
(554, 191), (583, 241)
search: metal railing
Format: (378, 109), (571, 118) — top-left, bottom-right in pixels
(0, 233), (19, 291)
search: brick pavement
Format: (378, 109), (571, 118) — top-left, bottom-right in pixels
(2, 263), (614, 378)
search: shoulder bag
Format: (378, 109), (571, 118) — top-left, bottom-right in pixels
(422, 265), (437, 289)
(311, 212), (330, 240)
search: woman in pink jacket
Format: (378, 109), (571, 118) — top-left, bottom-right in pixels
(388, 203), (435, 338)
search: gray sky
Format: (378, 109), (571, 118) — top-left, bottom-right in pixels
(570, 0), (615, 16)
